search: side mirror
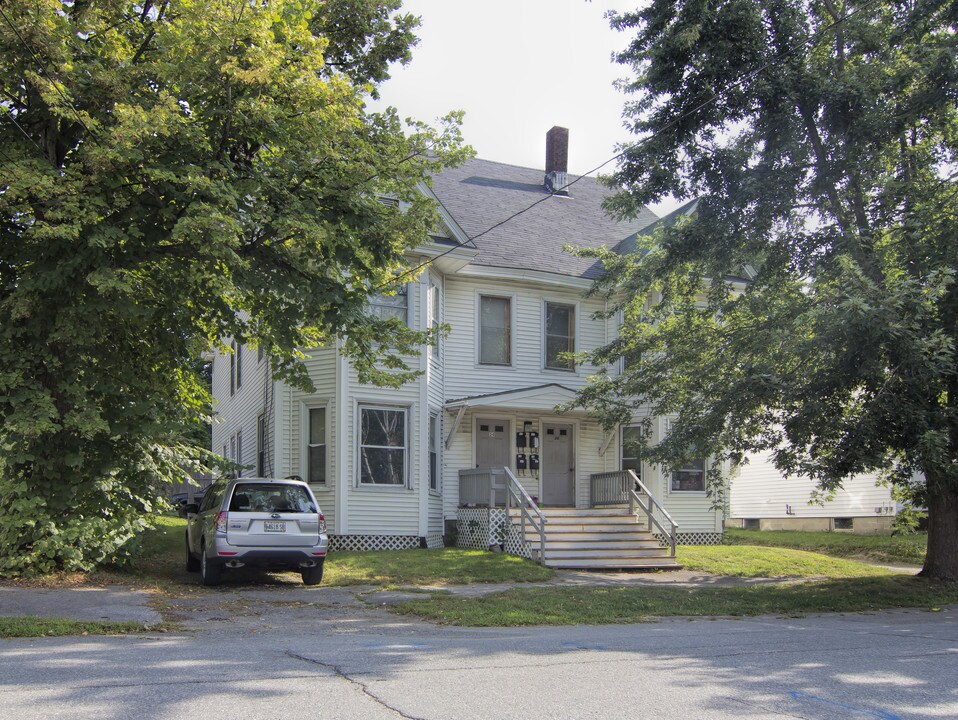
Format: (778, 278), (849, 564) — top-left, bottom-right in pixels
(184, 503), (200, 515)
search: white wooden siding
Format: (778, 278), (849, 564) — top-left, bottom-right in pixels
(343, 275), (426, 536)
(210, 341), (271, 480)
(731, 451), (894, 519)
(285, 345), (338, 530)
(443, 277), (605, 399)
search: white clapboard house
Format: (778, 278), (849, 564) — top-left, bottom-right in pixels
(728, 451), (901, 534)
(211, 128), (724, 569)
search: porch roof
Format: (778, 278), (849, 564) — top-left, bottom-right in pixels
(445, 383), (586, 413)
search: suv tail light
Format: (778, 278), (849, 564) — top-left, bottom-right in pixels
(318, 512), (327, 534)
(215, 511), (228, 533)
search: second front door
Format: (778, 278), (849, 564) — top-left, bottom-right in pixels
(542, 423), (574, 506)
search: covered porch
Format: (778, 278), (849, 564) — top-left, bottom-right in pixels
(444, 384), (601, 510)
(443, 384), (681, 569)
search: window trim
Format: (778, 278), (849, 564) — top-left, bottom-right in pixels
(235, 342), (243, 390)
(476, 292), (516, 367)
(256, 414), (266, 477)
(542, 299), (578, 372)
(670, 458), (707, 493)
(620, 425), (643, 481)
(428, 411), (440, 494)
(428, 281), (441, 356)
(664, 418), (708, 494)
(368, 284), (409, 326)
(356, 403), (409, 489)
(300, 401), (329, 486)
(229, 342), (236, 396)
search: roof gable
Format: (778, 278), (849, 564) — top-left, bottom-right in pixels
(429, 158), (659, 280)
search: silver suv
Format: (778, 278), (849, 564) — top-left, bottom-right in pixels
(185, 477), (329, 586)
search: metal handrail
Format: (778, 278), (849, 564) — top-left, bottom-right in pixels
(625, 469), (679, 558)
(499, 467), (547, 563)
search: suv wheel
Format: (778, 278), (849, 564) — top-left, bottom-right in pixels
(185, 531), (200, 572)
(200, 540), (223, 586)
(301, 560), (324, 586)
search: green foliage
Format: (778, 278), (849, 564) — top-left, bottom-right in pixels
(892, 506), (926, 536)
(0, 1), (470, 575)
(574, 1), (958, 578)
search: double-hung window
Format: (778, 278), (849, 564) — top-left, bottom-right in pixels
(621, 426), (643, 481)
(545, 302), (575, 370)
(671, 458), (706, 492)
(307, 408), (327, 484)
(479, 295), (511, 365)
(256, 414), (266, 477)
(369, 286), (408, 324)
(358, 406), (407, 486)
(428, 283), (440, 353)
(428, 412), (439, 492)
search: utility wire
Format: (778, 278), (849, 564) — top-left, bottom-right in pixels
(0, 5), (93, 137)
(380, 0), (884, 290)
(467, 0), (885, 245)
(0, 104), (44, 156)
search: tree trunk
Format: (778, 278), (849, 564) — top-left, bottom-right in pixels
(920, 479), (958, 581)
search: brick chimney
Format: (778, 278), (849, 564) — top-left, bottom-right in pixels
(544, 126), (569, 195)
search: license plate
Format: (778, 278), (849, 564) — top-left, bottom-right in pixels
(263, 521), (286, 533)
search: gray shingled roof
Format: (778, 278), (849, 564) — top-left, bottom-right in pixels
(429, 158), (660, 279)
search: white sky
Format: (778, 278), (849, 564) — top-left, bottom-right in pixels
(373, 1), (677, 215)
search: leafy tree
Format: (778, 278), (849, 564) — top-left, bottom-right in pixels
(0, 0), (469, 574)
(574, 1), (958, 578)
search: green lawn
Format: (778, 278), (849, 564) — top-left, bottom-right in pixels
(396, 576), (958, 626)
(724, 529), (927, 565)
(677, 544), (895, 578)
(0, 616), (152, 638)
(324, 548), (554, 586)
(9, 516), (553, 590)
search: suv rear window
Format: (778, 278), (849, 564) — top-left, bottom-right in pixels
(229, 484), (317, 513)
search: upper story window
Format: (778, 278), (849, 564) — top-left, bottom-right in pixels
(544, 302), (575, 370)
(368, 285), (408, 324)
(479, 295), (511, 365)
(307, 407), (327, 484)
(358, 405), (407, 486)
(428, 283), (440, 352)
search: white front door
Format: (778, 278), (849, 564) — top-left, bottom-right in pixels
(475, 418), (511, 469)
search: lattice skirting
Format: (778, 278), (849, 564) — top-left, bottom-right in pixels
(654, 531), (724, 546)
(455, 508), (536, 560)
(424, 533), (444, 549)
(328, 535), (420, 552)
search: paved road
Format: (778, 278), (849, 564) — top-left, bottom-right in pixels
(1, 590), (955, 720)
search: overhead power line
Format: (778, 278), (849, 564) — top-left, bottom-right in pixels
(0, 5), (93, 137)
(383, 0), (885, 291)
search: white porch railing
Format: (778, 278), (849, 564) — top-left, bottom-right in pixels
(589, 470), (679, 557)
(458, 467), (546, 563)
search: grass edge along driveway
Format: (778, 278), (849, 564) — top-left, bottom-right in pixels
(395, 576), (958, 627)
(0, 616), (172, 639)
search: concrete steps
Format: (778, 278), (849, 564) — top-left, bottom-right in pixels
(509, 507), (680, 571)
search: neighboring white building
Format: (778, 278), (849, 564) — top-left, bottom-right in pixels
(211, 128), (723, 565)
(728, 451), (899, 534)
